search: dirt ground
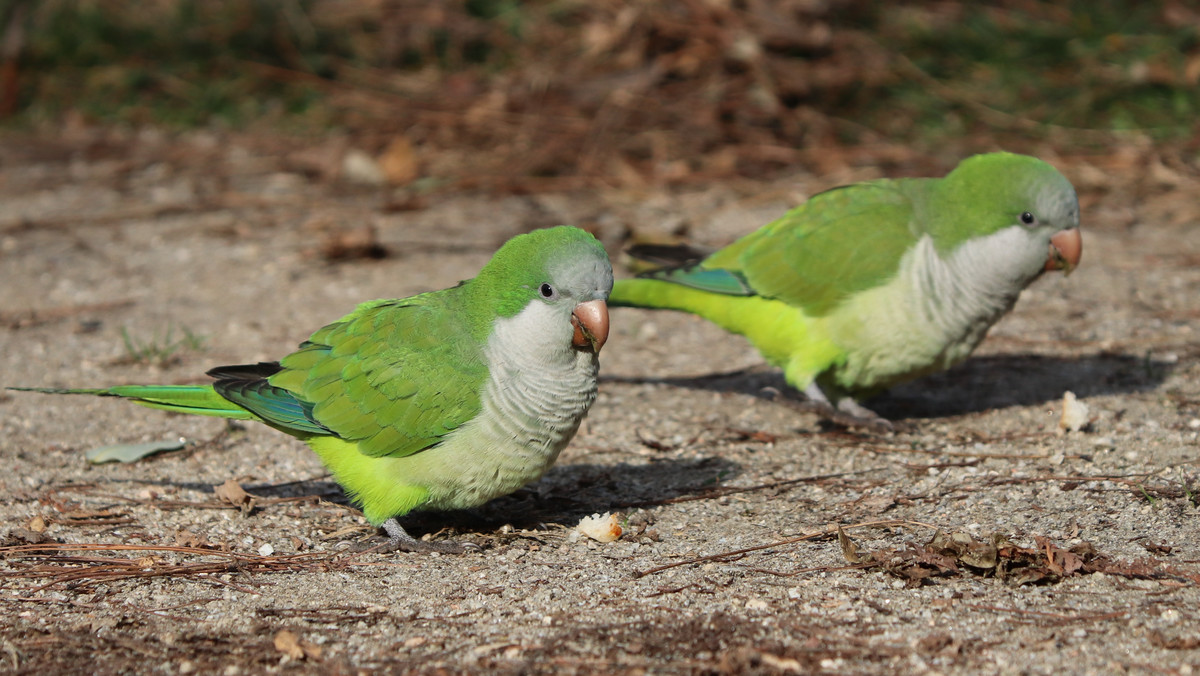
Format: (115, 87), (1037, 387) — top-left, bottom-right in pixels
(1, 130), (1198, 675)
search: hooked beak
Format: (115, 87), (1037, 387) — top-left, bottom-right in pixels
(571, 299), (609, 353)
(1044, 228), (1082, 276)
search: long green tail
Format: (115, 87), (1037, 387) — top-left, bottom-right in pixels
(9, 385), (257, 420)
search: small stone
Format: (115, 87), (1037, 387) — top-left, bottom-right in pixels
(746, 598), (769, 611)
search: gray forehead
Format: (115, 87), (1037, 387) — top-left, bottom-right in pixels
(547, 247), (613, 295)
(1034, 175), (1080, 225)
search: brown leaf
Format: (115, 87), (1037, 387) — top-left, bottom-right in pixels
(838, 526), (869, 564)
(378, 135), (419, 185)
(3, 527), (48, 545)
(215, 479), (257, 515)
(916, 633), (960, 656)
(301, 642), (322, 661)
(317, 225), (389, 262)
(273, 629), (322, 661)
(927, 530), (997, 569)
(1147, 630), (1200, 650)
(725, 427), (778, 444)
(962, 539), (998, 569)
(1140, 541), (1173, 555)
(274, 630), (305, 659)
(1058, 550), (1085, 576)
(1009, 567), (1051, 586)
(173, 529), (213, 549)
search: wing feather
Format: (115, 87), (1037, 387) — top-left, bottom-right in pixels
(212, 293), (487, 459)
(705, 179), (927, 316)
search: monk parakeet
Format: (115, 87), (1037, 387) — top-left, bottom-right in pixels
(14, 226), (613, 552)
(610, 152), (1082, 427)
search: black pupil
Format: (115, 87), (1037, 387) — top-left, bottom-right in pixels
(1021, 212), (1035, 224)
(540, 283), (553, 297)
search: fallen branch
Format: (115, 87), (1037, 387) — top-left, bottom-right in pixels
(633, 518), (934, 578)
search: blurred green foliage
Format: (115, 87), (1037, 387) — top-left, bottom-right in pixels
(6, 0), (1198, 150)
(871, 2), (1200, 142)
(19, 1), (363, 126)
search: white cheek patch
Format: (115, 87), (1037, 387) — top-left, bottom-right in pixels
(942, 225), (1050, 293)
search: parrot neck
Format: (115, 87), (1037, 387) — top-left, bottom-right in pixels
(415, 300), (599, 511)
(914, 226), (1048, 349)
(480, 300), (599, 443)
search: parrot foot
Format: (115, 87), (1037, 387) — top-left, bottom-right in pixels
(763, 385), (895, 433)
(357, 518), (481, 555)
(833, 397), (895, 433)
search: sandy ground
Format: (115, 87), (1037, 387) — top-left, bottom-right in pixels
(1, 131), (1199, 674)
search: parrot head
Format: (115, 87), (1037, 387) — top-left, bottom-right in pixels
(934, 152), (1082, 282)
(474, 226), (613, 354)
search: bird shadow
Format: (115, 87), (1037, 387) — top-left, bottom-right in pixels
(119, 455), (744, 541)
(601, 351), (1173, 422)
(873, 352), (1172, 419)
(372, 455), (744, 539)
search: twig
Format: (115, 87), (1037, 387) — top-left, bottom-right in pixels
(0, 542), (365, 592)
(633, 519), (937, 578)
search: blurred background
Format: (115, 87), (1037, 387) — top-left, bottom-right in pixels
(4, 0), (1199, 184)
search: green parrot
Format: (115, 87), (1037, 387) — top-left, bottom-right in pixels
(13, 226), (613, 552)
(609, 152), (1082, 427)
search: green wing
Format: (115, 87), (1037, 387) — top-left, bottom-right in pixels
(219, 293), (487, 459)
(703, 178), (929, 316)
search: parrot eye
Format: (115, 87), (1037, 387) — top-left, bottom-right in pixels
(538, 283), (558, 300)
(1019, 211), (1037, 226)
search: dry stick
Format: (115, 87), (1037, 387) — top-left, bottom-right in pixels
(986, 473), (1154, 485)
(978, 474), (1183, 499)
(745, 562), (877, 578)
(633, 519), (938, 578)
(0, 542), (362, 592)
(68, 491), (330, 512)
(864, 445), (1057, 461)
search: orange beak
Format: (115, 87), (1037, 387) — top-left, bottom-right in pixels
(1045, 228), (1082, 275)
(571, 299), (609, 353)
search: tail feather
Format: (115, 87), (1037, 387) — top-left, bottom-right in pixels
(625, 242), (715, 267)
(9, 385), (256, 420)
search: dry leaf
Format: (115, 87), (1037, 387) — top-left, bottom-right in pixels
(85, 439), (185, 464)
(928, 530), (997, 569)
(273, 629), (322, 661)
(378, 135), (419, 185)
(838, 526), (869, 564)
(318, 224), (388, 262)
(173, 529), (213, 549)
(1148, 630), (1200, 650)
(4, 527), (48, 545)
(28, 515), (45, 533)
(274, 630), (304, 659)
(215, 479), (257, 515)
